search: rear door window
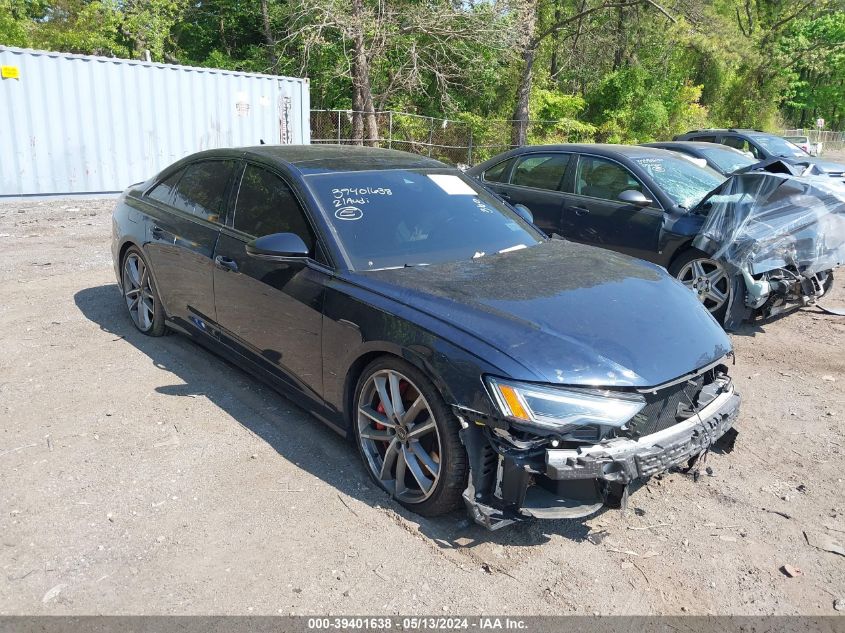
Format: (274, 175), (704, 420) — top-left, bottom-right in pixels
(511, 154), (570, 191)
(233, 165), (315, 252)
(171, 160), (236, 223)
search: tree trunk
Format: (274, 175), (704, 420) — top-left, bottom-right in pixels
(568, 0), (588, 92)
(350, 0), (379, 146)
(549, 2), (561, 81)
(352, 86), (364, 145)
(260, 0), (277, 67)
(361, 79), (379, 146)
(511, 46), (536, 147)
(613, 6), (626, 70)
(510, 0), (538, 147)
(218, 18), (230, 56)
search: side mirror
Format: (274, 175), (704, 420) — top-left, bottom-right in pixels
(512, 203), (534, 224)
(245, 232), (310, 259)
(617, 190), (653, 208)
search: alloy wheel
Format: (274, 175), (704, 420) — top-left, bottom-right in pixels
(123, 253), (156, 332)
(357, 369), (442, 504)
(677, 257), (730, 313)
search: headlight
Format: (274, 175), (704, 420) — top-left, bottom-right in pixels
(485, 377), (646, 432)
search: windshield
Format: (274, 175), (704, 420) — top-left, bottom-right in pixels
(698, 146), (757, 174)
(633, 156), (725, 209)
(305, 169), (543, 270)
(753, 135), (807, 158)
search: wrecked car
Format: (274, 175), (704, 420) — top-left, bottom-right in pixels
(468, 144), (843, 326)
(111, 145), (740, 529)
(694, 167), (844, 326)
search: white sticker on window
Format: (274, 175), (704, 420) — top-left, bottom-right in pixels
(427, 174), (477, 195)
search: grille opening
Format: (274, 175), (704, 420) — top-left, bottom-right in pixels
(618, 368), (719, 439)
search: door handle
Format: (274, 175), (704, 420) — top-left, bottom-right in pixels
(214, 255), (238, 272)
(570, 206), (591, 216)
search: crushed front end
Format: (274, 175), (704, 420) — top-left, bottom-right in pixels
(455, 360), (740, 530)
(693, 171), (845, 328)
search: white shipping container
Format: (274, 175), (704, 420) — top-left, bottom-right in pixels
(0, 46), (310, 196)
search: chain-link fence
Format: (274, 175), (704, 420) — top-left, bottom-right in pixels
(780, 128), (845, 152)
(310, 110), (593, 166)
(311, 111), (845, 164)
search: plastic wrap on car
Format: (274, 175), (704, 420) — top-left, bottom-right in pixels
(692, 172), (845, 275)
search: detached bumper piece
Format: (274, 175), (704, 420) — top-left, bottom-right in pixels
(457, 378), (740, 530)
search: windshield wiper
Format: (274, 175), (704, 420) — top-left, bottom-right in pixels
(366, 262), (428, 271)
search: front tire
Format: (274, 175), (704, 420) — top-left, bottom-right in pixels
(352, 357), (467, 517)
(121, 246), (166, 336)
(669, 250), (731, 323)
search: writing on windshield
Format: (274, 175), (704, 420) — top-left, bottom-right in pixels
(306, 170), (542, 270)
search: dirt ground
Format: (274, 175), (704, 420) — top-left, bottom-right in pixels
(0, 197), (843, 616)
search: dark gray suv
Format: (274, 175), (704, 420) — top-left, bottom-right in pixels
(674, 129), (845, 177)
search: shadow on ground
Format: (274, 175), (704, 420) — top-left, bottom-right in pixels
(731, 302), (845, 337)
(75, 283), (597, 548)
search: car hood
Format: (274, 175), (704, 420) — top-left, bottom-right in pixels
(807, 158), (845, 175)
(350, 240), (731, 388)
(774, 156), (845, 175)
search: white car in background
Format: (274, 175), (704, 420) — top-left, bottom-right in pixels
(783, 135), (817, 156)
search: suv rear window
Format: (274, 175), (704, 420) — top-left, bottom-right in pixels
(721, 136), (764, 159)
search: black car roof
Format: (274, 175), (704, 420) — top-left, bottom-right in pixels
(243, 144), (446, 172)
(171, 144), (447, 174)
(645, 141), (733, 150)
(492, 143), (677, 160)
(683, 129), (771, 137)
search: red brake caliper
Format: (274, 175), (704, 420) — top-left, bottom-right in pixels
(374, 380), (410, 440)
(375, 401), (387, 431)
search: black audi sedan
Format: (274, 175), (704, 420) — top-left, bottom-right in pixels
(112, 145), (740, 529)
(467, 144), (740, 320)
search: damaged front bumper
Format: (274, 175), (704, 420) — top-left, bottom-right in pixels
(456, 378), (740, 530)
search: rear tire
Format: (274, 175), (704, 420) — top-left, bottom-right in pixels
(669, 249), (731, 323)
(352, 357), (467, 517)
(121, 246), (167, 336)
